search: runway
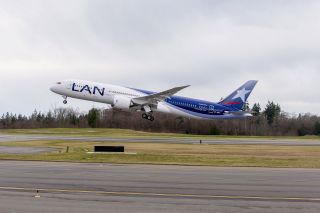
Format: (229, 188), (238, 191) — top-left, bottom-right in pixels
(0, 161), (320, 213)
(0, 134), (320, 145)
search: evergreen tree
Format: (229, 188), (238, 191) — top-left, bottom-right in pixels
(242, 101), (250, 111)
(314, 121), (320, 135)
(87, 108), (100, 128)
(251, 103), (261, 116)
(263, 101), (281, 125)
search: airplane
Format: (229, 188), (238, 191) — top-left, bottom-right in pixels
(50, 80), (258, 121)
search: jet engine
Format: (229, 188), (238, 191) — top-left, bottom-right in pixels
(111, 95), (132, 111)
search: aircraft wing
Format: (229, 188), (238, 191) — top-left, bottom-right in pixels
(132, 85), (190, 105)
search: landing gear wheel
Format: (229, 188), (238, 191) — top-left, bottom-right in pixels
(146, 115), (155, 121)
(62, 95), (68, 104)
(142, 113), (154, 121)
(62, 96), (68, 104)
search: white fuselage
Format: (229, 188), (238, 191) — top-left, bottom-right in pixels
(50, 79), (252, 120)
(50, 79), (186, 117)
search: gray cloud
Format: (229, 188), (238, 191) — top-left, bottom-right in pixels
(0, 0), (319, 115)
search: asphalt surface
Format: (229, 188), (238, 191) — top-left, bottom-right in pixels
(0, 146), (55, 154)
(0, 161), (320, 213)
(0, 134), (320, 145)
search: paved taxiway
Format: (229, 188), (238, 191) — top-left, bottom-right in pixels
(0, 161), (320, 213)
(0, 146), (55, 154)
(0, 134), (320, 145)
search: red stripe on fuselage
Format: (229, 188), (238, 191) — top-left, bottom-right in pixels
(224, 102), (241, 105)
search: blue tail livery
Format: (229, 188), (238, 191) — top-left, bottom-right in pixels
(219, 80), (258, 110)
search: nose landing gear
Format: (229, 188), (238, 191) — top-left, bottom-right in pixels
(62, 96), (68, 104)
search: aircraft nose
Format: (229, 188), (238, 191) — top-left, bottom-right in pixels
(50, 85), (58, 93)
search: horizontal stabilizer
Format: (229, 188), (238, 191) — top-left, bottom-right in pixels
(224, 111), (253, 116)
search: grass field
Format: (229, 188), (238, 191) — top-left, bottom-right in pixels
(1, 140), (320, 168)
(1, 128), (320, 140)
(0, 128), (319, 168)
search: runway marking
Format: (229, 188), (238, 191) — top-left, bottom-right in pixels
(0, 186), (319, 202)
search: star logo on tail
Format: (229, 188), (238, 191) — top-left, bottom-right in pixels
(232, 88), (250, 102)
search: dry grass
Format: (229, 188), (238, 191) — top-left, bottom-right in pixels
(1, 140), (320, 168)
(1, 128), (320, 140)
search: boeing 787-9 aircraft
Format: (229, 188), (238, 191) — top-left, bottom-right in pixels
(50, 80), (258, 121)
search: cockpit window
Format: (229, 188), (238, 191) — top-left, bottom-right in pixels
(56, 82), (62, 85)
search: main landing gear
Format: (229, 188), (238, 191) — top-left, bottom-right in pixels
(142, 113), (154, 121)
(62, 96), (68, 104)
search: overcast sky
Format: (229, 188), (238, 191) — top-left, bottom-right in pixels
(0, 0), (319, 116)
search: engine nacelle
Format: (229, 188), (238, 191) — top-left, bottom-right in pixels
(111, 95), (132, 111)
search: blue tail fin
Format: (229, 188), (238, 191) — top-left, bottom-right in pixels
(219, 80), (258, 110)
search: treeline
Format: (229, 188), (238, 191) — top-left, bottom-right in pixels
(1, 102), (320, 136)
